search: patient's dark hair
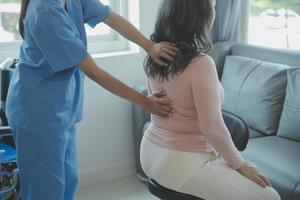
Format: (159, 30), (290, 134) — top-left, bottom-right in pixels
(144, 0), (214, 81)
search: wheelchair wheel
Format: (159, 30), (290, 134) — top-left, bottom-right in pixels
(0, 163), (20, 200)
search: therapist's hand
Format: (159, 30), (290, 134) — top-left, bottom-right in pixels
(104, 12), (178, 66)
(147, 42), (178, 66)
(146, 90), (175, 118)
(237, 161), (272, 188)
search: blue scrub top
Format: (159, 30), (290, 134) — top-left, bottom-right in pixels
(6, 0), (111, 133)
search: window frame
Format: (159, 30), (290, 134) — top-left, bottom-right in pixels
(87, 0), (130, 54)
(0, 0), (132, 59)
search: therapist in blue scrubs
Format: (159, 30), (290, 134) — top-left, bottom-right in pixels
(6, 0), (177, 200)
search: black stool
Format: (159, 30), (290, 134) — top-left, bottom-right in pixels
(148, 179), (205, 200)
(147, 110), (249, 200)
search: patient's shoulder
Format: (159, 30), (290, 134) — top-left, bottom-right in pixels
(191, 54), (213, 62)
(186, 54), (217, 79)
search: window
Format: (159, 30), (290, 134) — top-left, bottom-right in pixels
(0, 0), (20, 43)
(85, 0), (131, 54)
(0, 0), (132, 56)
(248, 0), (300, 50)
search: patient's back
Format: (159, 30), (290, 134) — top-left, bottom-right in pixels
(145, 55), (224, 152)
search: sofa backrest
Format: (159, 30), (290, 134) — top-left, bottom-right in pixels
(277, 68), (300, 142)
(209, 42), (300, 79)
(231, 44), (300, 67)
(210, 42), (300, 139)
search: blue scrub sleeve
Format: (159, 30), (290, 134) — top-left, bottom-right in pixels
(33, 9), (88, 73)
(81, 0), (112, 28)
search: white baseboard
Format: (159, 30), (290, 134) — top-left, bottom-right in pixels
(78, 160), (136, 188)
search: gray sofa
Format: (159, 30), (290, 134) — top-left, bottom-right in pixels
(132, 42), (300, 200)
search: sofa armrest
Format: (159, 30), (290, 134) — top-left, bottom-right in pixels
(222, 110), (249, 151)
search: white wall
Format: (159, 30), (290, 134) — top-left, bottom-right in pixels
(77, 0), (161, 187)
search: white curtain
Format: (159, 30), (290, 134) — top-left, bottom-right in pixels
(212, 0), (250, 43)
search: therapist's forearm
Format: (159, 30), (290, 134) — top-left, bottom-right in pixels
(78, 55), (148, 108)
(105, 12), (152, 53)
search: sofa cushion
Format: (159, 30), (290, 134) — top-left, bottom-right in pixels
(249, 128), (266, 138)
(221, 55), (290, 135)
(242, 136), (300, 200)
(277, 68), (300, 142)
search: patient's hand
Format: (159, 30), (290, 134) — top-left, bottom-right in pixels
(146, 91), (175, 118)
(237, 161), (272, 188)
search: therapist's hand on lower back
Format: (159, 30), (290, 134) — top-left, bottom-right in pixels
(237, 161), (272, 188)
(147, 90), (175, 118)
(79, 55), (175, 118)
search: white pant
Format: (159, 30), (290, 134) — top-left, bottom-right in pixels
(140, 136), (281, 200)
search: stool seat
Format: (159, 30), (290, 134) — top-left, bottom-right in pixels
(148, 179), (205, 200)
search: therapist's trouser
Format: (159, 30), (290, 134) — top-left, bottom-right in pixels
(11, 126), (78, 200)
(140, 136), (281, 200)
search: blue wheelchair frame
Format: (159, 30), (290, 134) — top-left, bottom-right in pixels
(0, 58), (20, 200)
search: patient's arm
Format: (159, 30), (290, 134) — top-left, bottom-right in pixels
(190, 55), (244, 169)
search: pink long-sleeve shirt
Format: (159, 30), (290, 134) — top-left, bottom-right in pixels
(145, 55), (244, 169)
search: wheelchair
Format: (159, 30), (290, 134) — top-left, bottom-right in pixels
(0, 58), (20, 200)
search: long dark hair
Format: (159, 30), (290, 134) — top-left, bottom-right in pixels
(19, 0), (30, 39)
(144, 0), (214, 81)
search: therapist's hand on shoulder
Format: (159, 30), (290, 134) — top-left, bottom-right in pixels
(237, 161), (272, 188)
(146, 90), (175, 118)
(147, 42), (178, 66)
(104, 12), (178, 66)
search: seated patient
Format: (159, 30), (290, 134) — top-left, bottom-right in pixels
(140, 0), (281, 200)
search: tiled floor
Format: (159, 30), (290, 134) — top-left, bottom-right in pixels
(76, 176), (159, 200)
